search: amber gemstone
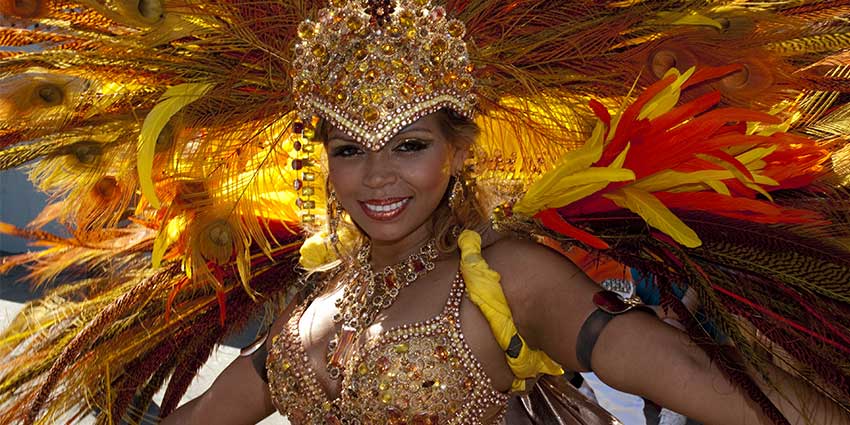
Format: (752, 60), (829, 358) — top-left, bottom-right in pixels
(434, 345), (448, 361)
(297, 22), (316, 39)
(430, 38), (448, 54)
(411, 413), (439, 425)
(363, 106), (380, 122)
(447, 20), (465, 38)
(398, 10), (414, 27)
(346, 16), (363, 32)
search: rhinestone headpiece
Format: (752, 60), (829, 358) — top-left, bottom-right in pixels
(293, 0), (476, 150)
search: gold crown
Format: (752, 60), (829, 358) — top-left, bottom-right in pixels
(292, 0), (476, 150)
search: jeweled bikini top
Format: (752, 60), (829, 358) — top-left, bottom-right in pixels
(267, 272), (509, 424)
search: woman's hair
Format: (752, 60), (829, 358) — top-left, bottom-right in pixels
(311, 108), (488, 268)
(430, 108), (489, 253)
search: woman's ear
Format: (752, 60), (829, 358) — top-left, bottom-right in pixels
(451, 146), (469, 175)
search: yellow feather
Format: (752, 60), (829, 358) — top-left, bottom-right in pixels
(638, 67), (695, 121)
(514, 122), (608, 215)
(633, 169), (736, 192)
(138, 83), (214, 209)
(656, 12), (724, 30)
(605, 187), (701, 248)
(152, 215), (187, 269)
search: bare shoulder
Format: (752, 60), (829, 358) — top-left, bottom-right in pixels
(477, 236), (600, 355)
(480, 236), (583, 294)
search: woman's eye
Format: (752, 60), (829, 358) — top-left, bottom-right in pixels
(331, 145), (363, 157)
(394, 139), (429, 152)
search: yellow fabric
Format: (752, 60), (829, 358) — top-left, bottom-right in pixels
(458, 230), (564, 392)
(298, 226), (357, 269)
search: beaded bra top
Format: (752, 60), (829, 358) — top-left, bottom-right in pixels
(267, 272), (510, 424)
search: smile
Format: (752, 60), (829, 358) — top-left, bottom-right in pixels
(359, 197), (411, 221)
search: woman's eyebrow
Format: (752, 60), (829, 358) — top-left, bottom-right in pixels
(394, 127), (434, 138)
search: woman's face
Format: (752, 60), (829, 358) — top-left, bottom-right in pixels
(326, 112), (462, 245)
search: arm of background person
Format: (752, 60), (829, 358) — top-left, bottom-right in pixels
(484, 238), (849, 425)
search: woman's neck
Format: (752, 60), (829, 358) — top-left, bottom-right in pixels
(368, 226), (435, 269)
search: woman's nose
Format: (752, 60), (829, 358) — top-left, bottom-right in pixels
(362, 152), (397, 188)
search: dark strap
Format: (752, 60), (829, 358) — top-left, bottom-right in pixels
(240, 333), (269, 383)
(575, 290), (653, 371)
(576, 308), (614, 371)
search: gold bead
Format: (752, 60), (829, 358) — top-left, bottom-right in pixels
(381, 43), (395, 55)
(312, 44), (326, 59)
(354, 48), (368, 61)
(393, 343), (409, 353)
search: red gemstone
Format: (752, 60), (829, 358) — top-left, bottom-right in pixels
(412, 258), (426, 273)
(293, 122), (305, 133)
(593, 290), (629, 314)
(293, 140), (302, 151)
(291, 159), (303, 170)
(293, 179), (303, 190)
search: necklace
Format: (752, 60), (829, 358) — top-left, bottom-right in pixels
(326, 239), (439, 380)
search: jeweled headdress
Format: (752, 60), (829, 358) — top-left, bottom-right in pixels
(293, 0), (475, 150)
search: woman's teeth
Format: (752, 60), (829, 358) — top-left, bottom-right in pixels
(361, 198), (411, 220)
(364, 199), (408, 212)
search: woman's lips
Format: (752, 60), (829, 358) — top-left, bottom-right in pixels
(359, 197), (411, 221)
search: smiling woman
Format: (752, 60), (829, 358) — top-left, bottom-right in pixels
(324, 110), (485, 256)
(1, 1), (850, 425)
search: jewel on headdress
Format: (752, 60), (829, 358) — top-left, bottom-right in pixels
(292, 0), (476, 150)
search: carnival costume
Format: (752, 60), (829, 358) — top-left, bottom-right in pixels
(0, 0), (849, 424)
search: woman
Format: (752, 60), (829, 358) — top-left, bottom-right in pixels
(159, 106), (849, 424)
(0, 1), (849, 424)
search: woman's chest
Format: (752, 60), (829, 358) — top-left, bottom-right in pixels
(268, 277), (515, 423)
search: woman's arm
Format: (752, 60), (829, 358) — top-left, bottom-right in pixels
(484, 238), (849, 425)
(161, 294), (302, 425)
(160, 353), (276, 425)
